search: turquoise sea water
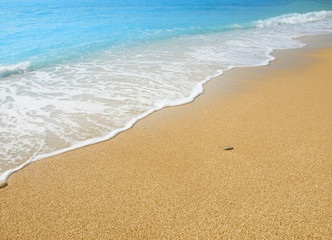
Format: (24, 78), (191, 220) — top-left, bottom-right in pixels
(1, 0), (332, 182)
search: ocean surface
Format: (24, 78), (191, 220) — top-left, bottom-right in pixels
(1, 0), (332, 182)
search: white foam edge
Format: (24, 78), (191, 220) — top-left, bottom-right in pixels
(0, 33), (322, 186)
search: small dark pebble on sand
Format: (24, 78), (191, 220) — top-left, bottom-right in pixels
(224, 147), (234, 150)
(0, 181), (8, 189)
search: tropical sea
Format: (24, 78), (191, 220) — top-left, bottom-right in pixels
(1, 0), (332, 182)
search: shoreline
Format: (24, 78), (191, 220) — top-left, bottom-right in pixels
(0, 33), (330, 187)
(1, 34), (332, 238)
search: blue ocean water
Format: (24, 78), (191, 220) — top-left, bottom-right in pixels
(1, 0), (332, 70)
(1, 0), (332, 182)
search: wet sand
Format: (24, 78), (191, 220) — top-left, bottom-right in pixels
(1, 35), (331, 239)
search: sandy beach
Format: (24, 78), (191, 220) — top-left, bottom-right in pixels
(1, 35), (331, 239)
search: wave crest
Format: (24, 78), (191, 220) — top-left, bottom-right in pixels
(256, 11), (332, 28)
(0, 61), (31, 78)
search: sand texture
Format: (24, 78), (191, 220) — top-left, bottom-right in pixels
(1, 37), (332, 239)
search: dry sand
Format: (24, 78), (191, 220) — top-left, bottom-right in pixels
(1, 35), (331, 239)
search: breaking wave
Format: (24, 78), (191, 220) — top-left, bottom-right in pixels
(0, 62), (31, 78)
(256, 11), (332, 28)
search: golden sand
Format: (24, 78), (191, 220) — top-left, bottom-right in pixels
(1, 37), (331, 239)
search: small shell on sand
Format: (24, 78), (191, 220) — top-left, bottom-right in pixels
(223, 147), (234, 150)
